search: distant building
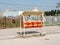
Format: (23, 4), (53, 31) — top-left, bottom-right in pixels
(2, 9), (23, 16)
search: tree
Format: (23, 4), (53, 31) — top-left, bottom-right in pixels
(50, 10), (55, 16)
(56, 2), (60, 8)
(44, 10), (56, 16)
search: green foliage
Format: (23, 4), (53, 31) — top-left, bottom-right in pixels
(44, 10), (60, 16)
(56, 2), (60, 8)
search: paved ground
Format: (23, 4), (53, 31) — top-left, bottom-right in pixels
(0, 26), (60, 45)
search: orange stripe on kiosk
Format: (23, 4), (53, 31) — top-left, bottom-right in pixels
(23, 22), (43, 28)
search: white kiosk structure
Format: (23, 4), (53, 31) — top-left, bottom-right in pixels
(20, 8), (45, 28)
(18, 8), (46, 37)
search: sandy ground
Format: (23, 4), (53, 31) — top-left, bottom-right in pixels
(0, 26), (60, 45)
(0, 33), (60, 45)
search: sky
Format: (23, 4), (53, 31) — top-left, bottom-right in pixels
(0, 0), (60, 16)
(0, 0), (60, 11)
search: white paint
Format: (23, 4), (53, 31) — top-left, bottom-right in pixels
(32, 8), (39, 12)
(19, 11), (24, 15)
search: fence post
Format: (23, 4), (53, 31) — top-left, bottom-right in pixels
(4, 16), (6, 29)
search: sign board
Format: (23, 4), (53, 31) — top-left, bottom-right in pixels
(22, 15), (43, 28)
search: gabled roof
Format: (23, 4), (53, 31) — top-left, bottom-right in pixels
(22, 11), (43, 15)
(22, 8), (43, 16)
